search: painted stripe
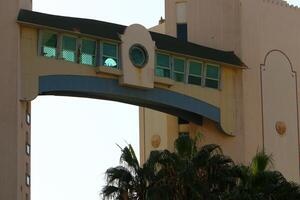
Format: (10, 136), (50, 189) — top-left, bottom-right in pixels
(39, 75), (220, 124)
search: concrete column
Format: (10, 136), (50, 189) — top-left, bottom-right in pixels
(0, 0), (32, 199)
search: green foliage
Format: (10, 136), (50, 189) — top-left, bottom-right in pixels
(102, 136), (300, 200)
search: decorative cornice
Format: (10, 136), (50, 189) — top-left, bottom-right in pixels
(262, 0), (299, 10)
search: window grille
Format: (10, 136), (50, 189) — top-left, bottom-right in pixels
(155, 53), (171, 78)
(205, 64), (220, 89)
(188, 61), (203, 86)
(80, 39), (96, 66)
(173, 57), (185, 82)
(41, 31), (57, 58)
(62, 35), (77, 62)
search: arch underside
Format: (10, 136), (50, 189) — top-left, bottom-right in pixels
(39, 75), (220, 125)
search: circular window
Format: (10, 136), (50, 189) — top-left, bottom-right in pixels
(129, 44), (148, 68)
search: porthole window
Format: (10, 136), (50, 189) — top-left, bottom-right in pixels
(102, 42), (118, 68)
(129, 44), (148, 68)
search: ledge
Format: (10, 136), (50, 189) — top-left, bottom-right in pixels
(95, 66), (122, 76)
(154, 76), (174, 86)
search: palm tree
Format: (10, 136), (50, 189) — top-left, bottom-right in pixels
(102, 136), (300, 200)
(102, 144), (147, 200)
(143, 134), (236, 200)
(227, 151), (300, 200)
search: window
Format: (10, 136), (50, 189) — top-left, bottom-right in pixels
(205, 64), (220, 89)
(40, 31), (57, 58)
(26, 174), (30, 187)
(129, 44), (148, 68)
(177, 24), (188, 42)
(26, 143), (31, 155)
(80, 39), (96, 66)
(176, 2), (188, 41)
(188, 61), (203, 86)
(102, 42), (118, 68)
(155, 53), (171, 78)
(173, 57), (185, 82)
(26, 113), (31, 125)
(62, 35), (77, 62)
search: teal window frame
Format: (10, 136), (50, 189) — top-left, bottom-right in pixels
(204, 63), (220, 89)
(61, 35), (78, 63)
(40, 30), (58, 58)
(172, 57), (186, 83)
(79, 38), (97, 66)
(155, 53), (171, 78)
(102, 42), (119, 69)
(188, 60), (203, 86)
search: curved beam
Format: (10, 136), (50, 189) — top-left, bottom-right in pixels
(39, 75), (220, 124)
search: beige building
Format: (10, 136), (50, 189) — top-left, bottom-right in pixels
(0, 0), (300, 199)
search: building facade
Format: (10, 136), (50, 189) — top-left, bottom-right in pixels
(0, 0), (300, 200)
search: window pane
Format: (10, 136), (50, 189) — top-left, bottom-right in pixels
(103, 57), (118, 68)
(188, 76), (202, 85)
(174, 72), (185, 82)
(155, 68), (170, 78)
(174, 58), (185, 72)
(42, 32), (57, 47)
(41, 32), (57, 58)
(62, 50), (76, 62)
(206, 64), (219, 79)
(82, 39), (96, 55)
(80, 54), (95, 66)
(62, 36), (76, 51)
(103, 43), (117, 57)
(189, 61), (202, 76)
(205, 79), (219, 89)
(43, 47), (56, 58)
(80, 39), (96, 66)
(157, 53), (170, 68)
(62, 36), (77, 62)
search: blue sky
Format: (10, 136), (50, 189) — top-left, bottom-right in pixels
(31, 1), (299, 200)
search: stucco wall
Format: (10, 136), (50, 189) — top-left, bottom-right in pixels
(240, 0), (300, 182)
(0, 0), (32, 200)
(163, 0), (300, 182)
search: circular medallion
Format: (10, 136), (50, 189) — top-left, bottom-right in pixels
(275, 121), (287, 135)
(151, 135), (161, 148)
(129, 44), (148, 68)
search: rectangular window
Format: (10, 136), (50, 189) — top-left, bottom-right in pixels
(173, 57), (185, 82)
(188, 61), (203, 86)
(205, 64), (220, 89)
(155, 53), (171, 78)
(40, 31), (57, 58)
(177, 23), (188, 42)
(102, 42), (118, 68)
(80, 39), (96, 66)
(62, 35), (77, 62)
(176, 2), (188, 41)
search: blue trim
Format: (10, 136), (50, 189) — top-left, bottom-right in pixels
(39, 75), (220, 123)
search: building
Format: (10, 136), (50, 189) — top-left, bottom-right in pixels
(0, 0), (299, 199)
